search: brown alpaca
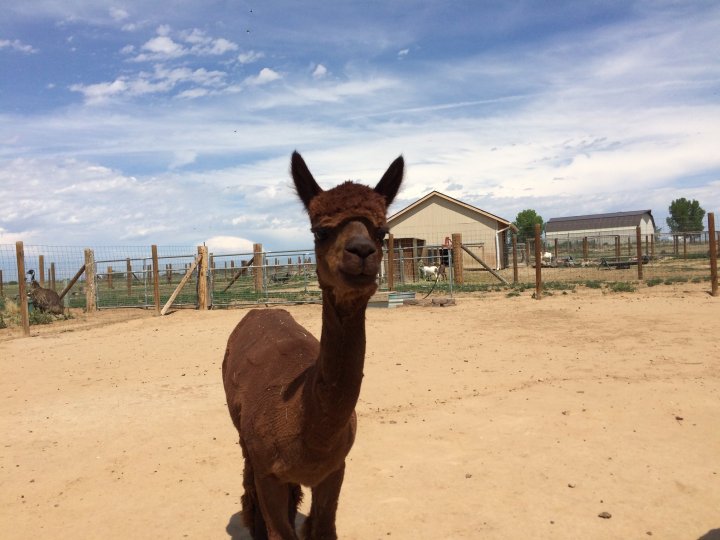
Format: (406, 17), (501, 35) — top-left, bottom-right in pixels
(222, 151), (403, 540)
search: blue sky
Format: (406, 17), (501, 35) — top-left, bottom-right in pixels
(1, 1), (719, 252)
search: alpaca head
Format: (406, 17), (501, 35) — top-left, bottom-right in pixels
(291, 151), (403, 305)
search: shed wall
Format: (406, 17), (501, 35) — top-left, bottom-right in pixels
(389, 197), (504, 268)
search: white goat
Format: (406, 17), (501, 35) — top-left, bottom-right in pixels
(541, 251), (553, 265)
(419, 264), (439, 281)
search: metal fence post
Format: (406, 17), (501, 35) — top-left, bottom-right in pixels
(534, 224), (542, 299)
(636, 226), (643, 280)
(150, 245), (160, 314)
(511, 234), (518, 284)
(709, 212), (718, 297)
(387, 234), (395, 291)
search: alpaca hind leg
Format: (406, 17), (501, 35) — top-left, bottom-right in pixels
(302, 464), (345, 540)
(240, 444), (268, 539)
(254, 475), (300, 540)
(288, 483), (303, 528)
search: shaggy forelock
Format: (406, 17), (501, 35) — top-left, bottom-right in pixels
(307, 182), (388, 228)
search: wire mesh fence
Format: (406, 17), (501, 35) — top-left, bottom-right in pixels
(94, 248), (200, 309)
(382, 243), (455, 297)
(497, 230), (718, 289)
(1, 226), (717, 327)
(211, 249), (321, 306)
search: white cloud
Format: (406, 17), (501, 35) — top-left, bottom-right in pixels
(69, 79), (128, 103)
(398, 48), (409, 58)
(176, 88), (209, 99)
(140, 35), (184, 58)
(169, 150), (198, 168)
(205, 236), (255, 254)
(69, 65), (227, 103)
(109, 7), (129, 22)
(180, 29), (238, 54)
(128, 28), (238, 61)
(312, 64), (328, 79)
(244, 67), (281, 86)
(0, 39), (38, 54)
(237, 50), (264, 64)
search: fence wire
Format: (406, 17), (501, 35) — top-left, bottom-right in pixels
(211, 249), (321, 306)
(94, 247), (199, 309)
(1, 229), (717, 324)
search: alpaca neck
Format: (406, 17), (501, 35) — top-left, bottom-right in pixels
(303, 289), (368, 449)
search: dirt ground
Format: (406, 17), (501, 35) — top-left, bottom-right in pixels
(2, 283), (719, 539)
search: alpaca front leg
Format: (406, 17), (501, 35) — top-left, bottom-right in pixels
(254, 475), (300, 540)
(302, 464), (345, 540)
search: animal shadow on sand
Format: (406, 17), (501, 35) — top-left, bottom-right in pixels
(226, 511), (308, 540)
(698, 529), (720, 540)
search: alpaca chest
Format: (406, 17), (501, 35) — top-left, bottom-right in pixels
(269, 425), (356, 487)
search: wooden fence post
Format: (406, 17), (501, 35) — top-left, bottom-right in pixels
(197, 245), (209, 310)
(534, 224), (542, 300)
(15, 242), (30, 336)
(107, 266), (113, 289)
(582, 237), (588, 262)
(253, 243), (263, 294)
(84, 248), (97, 312)
(451, 233), (463, 285)
(39, 255), (45, 287)
(151, 245), (160, 315)
(709, 212), (718, 297)
(615, 236), (621, 259)
(387, 234), (395, 291)
(50, 262), (56, 291)
(512, 234), (518, 284)
(553, 238), (559, 261)
(0, 269), (3, 297)
(525, 241), (530, 267)
(636, 226), (643, 280)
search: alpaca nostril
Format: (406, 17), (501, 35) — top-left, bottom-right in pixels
(345, 237), (377, 260)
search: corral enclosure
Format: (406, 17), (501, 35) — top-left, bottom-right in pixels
(0, 226), (717, 323)
(1, 283), (718, 539)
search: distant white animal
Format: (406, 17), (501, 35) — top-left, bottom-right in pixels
(419, 264), (439, 281)
(541, 251), (553, 265)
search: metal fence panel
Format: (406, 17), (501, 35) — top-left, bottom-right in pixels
(210, 249), (321, 306)
(94, 247), (198, 309)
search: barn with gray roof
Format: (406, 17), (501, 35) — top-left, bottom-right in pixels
(545, 210), (656, 241)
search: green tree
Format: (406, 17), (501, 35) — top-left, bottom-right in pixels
(513, 209), (544, 241)
(666, 198), (705, 233)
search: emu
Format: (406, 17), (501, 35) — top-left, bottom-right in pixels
(222, 151), (403, 539)
(26, 269), (63, 315)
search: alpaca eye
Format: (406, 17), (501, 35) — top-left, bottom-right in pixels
(312, 228), (330, 242)
(375, 228), (388, 241)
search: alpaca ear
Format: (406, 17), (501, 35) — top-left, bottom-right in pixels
(291, 151), (323, 210)
(374, 155), (404, 207)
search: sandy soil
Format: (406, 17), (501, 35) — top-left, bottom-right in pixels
(2, 283), (719, 539)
